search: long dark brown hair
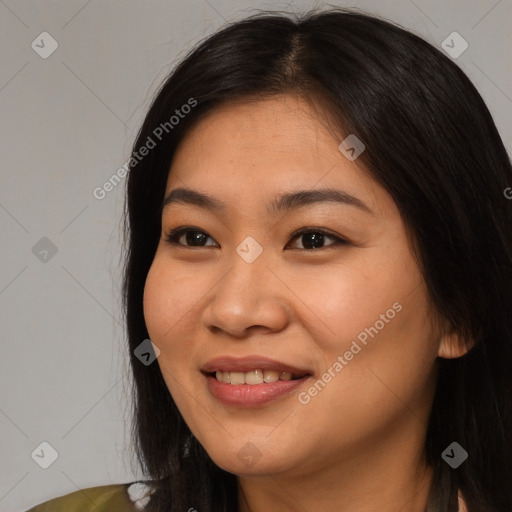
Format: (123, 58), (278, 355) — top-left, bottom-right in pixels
(122, 7), (512, 512)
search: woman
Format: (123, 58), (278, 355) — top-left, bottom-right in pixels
(26, 7), (512, 512)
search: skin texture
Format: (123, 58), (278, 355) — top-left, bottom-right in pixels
(143, 94), (468, 512)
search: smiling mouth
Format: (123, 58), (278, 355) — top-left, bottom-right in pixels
(205, 369), (310, 385)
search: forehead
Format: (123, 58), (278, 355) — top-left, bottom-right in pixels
(165, 95), (383, 216)
(174, 94), (334, 160)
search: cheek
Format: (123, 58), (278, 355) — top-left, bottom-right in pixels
(143, 265), (191, 392)
(290, 248), (436, 392)
(283, 253), (416, 348)
(142, 259), (198, 342)
(319, 284), (436, 417)
(142, 258), (212, 390)
(142, 265), (168, 341)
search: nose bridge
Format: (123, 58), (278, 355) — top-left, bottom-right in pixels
(235, 234), (266, 267)
(205, 235), (288, 336)
(221, 235), (271, 304)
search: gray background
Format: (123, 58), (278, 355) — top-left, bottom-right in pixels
(0, 1), (510, 511)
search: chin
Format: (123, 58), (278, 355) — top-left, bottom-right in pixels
(204, 442), (298, 477)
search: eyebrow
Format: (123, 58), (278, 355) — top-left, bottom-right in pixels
(162, 187), (373, 215)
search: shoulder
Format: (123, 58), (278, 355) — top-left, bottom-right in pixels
(25, 481), (155, 512)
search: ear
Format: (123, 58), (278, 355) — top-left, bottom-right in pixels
(437, 323), (473, 359)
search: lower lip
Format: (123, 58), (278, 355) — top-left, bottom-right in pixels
(204, 373), (312, 407)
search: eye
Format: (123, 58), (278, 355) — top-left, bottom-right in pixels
(286, 228), (349, 250)
(164, 226), (349, 251)
(164, 227), (218, 247)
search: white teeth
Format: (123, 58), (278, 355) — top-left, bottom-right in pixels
(214, 369), (296, 384)
(229, 372), (245, 385)
(245, 369), (264, 385)
(263, 370), (280, 383)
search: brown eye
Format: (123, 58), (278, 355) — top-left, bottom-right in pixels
(287, 229), (349, 250)
(163, 226), (349, 251)
(164, 227), (218, 247)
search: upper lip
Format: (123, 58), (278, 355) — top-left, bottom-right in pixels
(202, 355), (312, 376)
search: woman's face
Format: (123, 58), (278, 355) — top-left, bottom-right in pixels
(143, 94), (455, 478)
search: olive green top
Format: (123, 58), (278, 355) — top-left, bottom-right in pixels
(25, 481), (154, 512)
(25, 481), (469, 511)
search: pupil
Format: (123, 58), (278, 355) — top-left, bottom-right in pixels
(184, 231), (325, 248)
(303, 233), (323, 249)
(187, 231), (206, 245)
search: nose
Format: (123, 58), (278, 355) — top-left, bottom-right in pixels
(202, 243), (290, 338)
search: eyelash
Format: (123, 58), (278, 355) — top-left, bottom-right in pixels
(163, 226), (350, 251)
